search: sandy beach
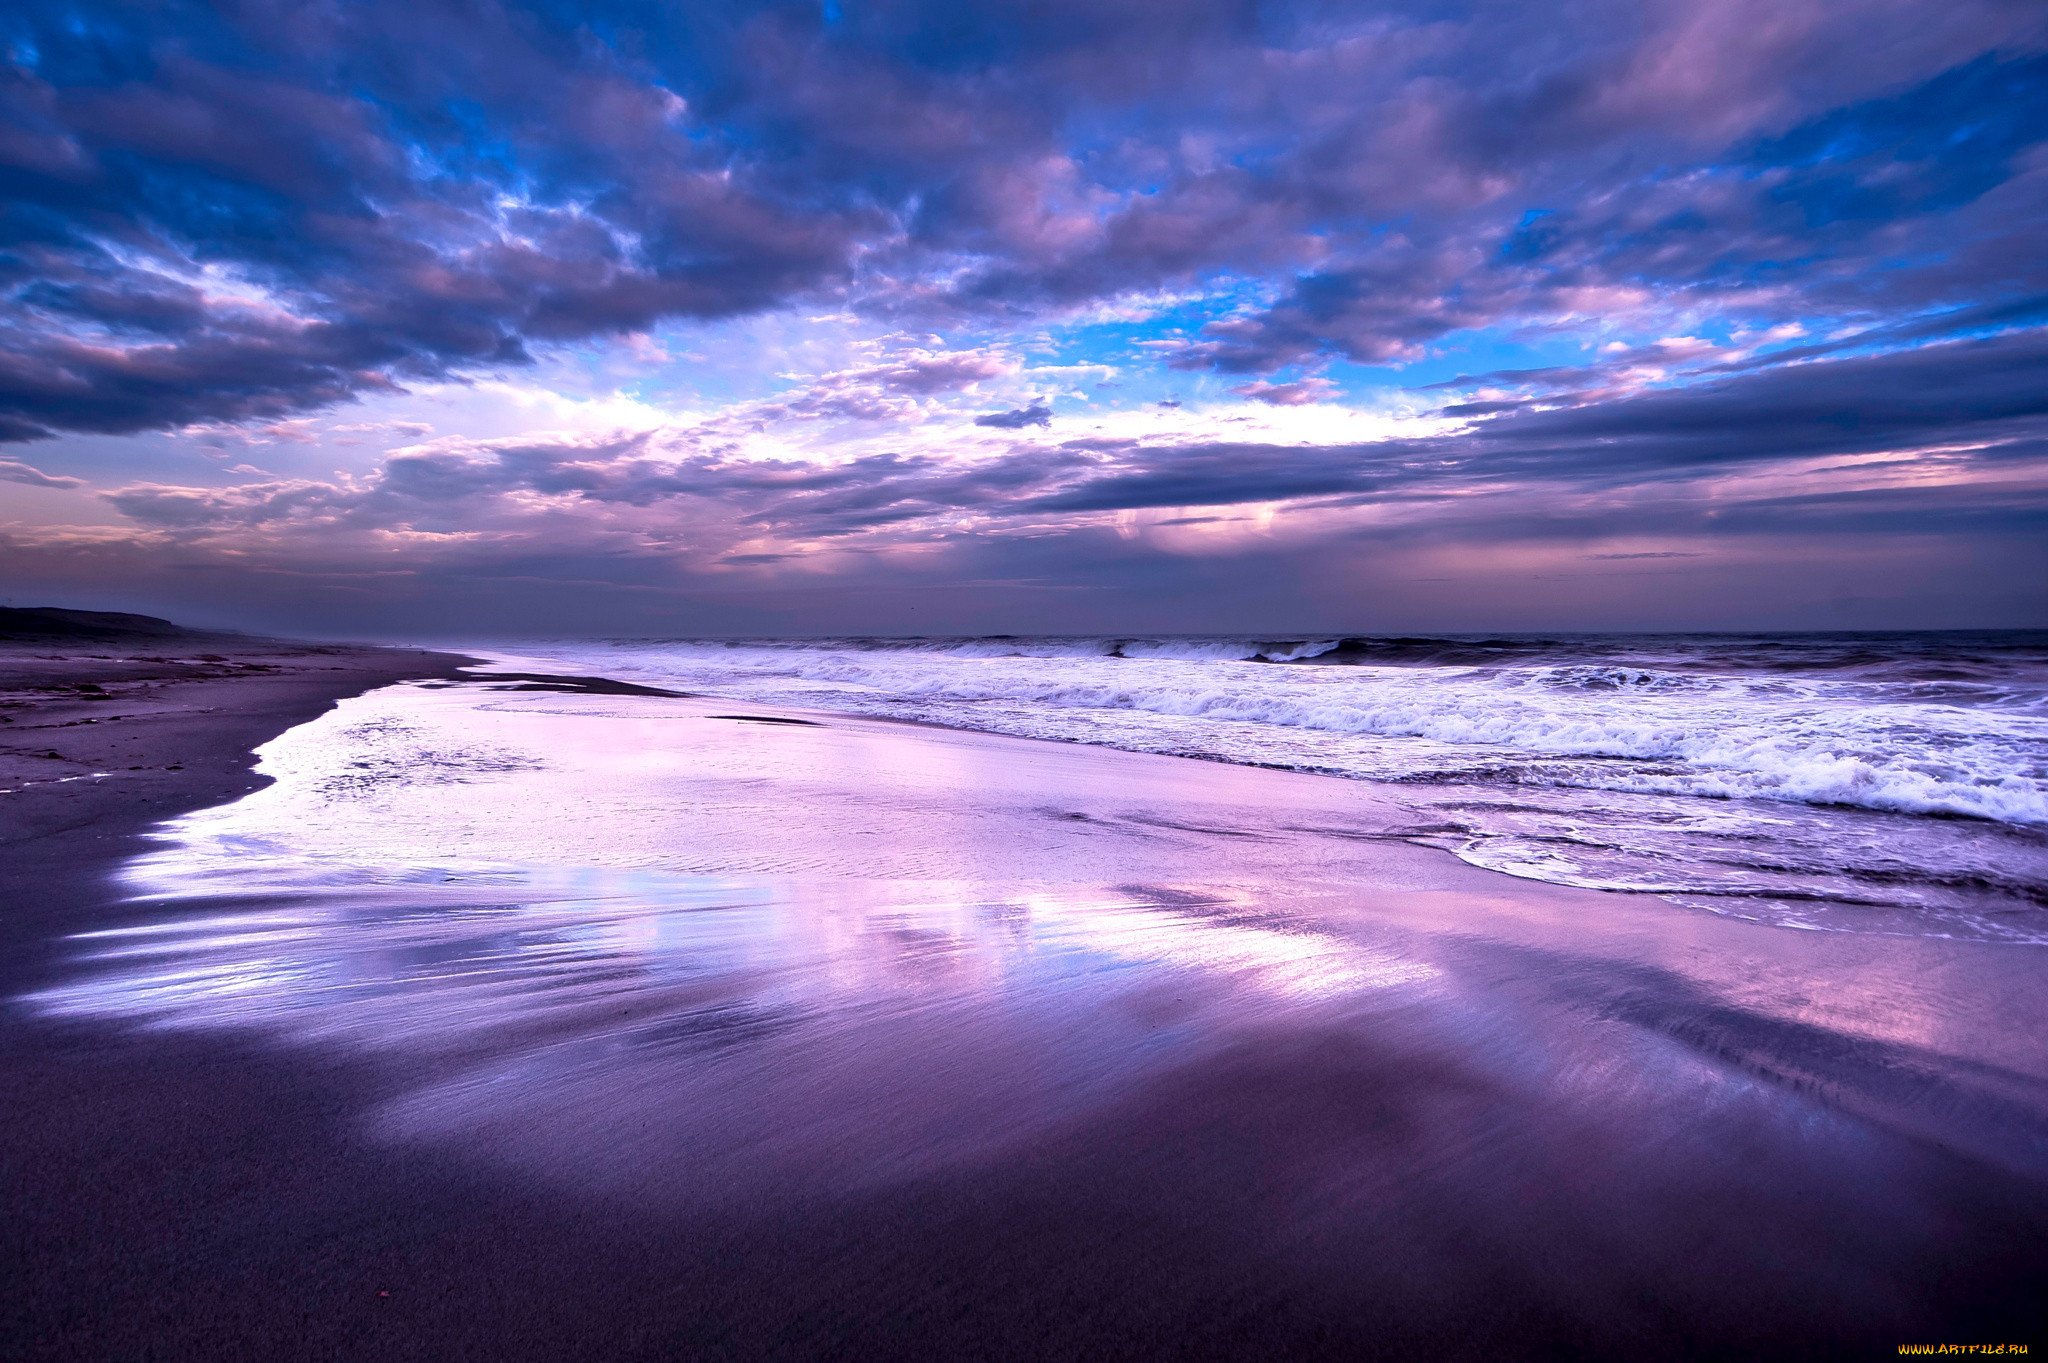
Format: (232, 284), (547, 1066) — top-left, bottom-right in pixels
(4, 636), (2046, 1359)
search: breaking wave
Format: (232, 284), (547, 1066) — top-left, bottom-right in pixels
(486, 631), (2048, 940)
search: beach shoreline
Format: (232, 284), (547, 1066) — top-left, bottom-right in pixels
(5, 638), (2046, 1360)
(0, 633), (475, 981)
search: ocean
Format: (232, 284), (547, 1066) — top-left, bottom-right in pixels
(509, 631), (2048, 944)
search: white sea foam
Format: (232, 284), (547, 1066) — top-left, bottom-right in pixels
(517, 639), (2048, 826)
(463, 634), (2048, 941)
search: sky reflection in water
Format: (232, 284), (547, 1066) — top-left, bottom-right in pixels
(44, 873), (1443, 1198)
(32, 682), (1458, 1195)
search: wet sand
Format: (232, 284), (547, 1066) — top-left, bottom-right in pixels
(4, 649), (2046, 1359)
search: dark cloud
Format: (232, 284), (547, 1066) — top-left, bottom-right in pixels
(1462, 329), (2048, 479)
(1177, 50), (2048, 372)
(0, 1), (880, 440)
(0, 0), (2042, 446)
(1028, 328), (2048, 517)
(974, 401), (1052, 429)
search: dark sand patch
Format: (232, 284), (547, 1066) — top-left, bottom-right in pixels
(449, 670), (694, 698)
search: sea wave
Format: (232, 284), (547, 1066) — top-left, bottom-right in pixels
(470, 632), (2048, 941)
(603, 630), (2048, 678)
(536, 638), (2048, 828)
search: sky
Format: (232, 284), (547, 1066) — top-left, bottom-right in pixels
(2, 0), (2045, 638)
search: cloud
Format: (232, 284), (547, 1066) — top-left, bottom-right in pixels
(1175, 52), (2048, 373)
(332, 421), (435, 438)
(0, 0), (2040, 448)
(0, 457), (84, 488)
(81, 325), (2048, 553)
(0, 3), (880, 441)
(738, 345), (1023, 425)
(974, 402), (1053, 429)
(3, 0), (2047, 634)
(0, 309), (2027, 637)
(1230, 377), (1338, 406)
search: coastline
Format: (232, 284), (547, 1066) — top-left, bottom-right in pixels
(5, 642), (2046, 1359)
(0, 635), (476, 1360)
(0, 635), (474, 987)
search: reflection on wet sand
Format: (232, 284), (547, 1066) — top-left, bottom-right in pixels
(41, 867), (1444, 1195)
